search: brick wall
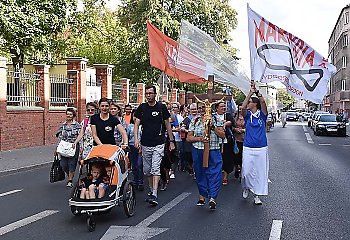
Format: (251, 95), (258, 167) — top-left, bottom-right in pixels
(0, 110), (66, 150)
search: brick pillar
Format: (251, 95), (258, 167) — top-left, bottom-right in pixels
(162, 88), (169, 102)
(94, 64), (114, 99)
(34, 64), (50, 145)
(120, 78), (129, 103)
(170, 88), (178, 103)
(136, 83), (145, 104)
(66, 57), (88, 122)
(0, 57), (7, 151)
(187, 91), (193, 104)
(179, 90), (186, 106)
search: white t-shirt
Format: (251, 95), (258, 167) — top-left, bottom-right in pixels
(173, 114), (184, 142)
(217, 113), (228, 144)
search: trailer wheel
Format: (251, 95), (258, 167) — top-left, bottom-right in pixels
(122, 181), (136, 217)
(87, 216), (96, 232)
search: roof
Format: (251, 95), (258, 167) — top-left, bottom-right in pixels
(328, 4), (350, 43)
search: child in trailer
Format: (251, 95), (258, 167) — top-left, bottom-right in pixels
(80, 164), (105, 199)
(100, 165), (113, 196)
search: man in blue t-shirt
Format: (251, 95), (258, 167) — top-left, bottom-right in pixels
(241, 80), (269, 206)
(134, 85), (175, 207)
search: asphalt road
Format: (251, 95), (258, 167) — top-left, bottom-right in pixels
(0, 121), (349, 240)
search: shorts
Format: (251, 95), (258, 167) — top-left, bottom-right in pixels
(60, 144), (79, 173)
(142, 144), (165, 176)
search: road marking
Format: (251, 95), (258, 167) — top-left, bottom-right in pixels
(343, 144), (350, 147)
(305, 133), (314, 144)
(319, 143), (331, 146)
(269, 220), (283, 240)
(101, 192), (191, 240)
(137, 192), (191, 227)
(0, 210), (59, 236)
(0, 189), (22, 197)
(302, 125), (308, 132)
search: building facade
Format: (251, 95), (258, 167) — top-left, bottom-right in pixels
(328, 4), (350, 114)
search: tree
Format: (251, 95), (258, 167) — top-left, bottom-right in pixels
(0, 0), (76, 69)
(277, 89), (295, 109)
(116, 0), (238, 86)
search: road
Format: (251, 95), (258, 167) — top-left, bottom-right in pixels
(0, 121), (349, 240)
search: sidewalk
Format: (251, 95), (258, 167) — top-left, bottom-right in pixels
(0, 144), (56, 175)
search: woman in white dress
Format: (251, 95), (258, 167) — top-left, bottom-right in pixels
(241, 80), (269, 205)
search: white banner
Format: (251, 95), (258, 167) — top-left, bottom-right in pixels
(247, 5), (336, 103)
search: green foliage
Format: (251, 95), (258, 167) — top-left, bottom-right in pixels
(0, 0), (77, 68)
(0, 0), (239, 95)
(62, 1), (130, 73)
(277, 89), (295, 109)
(116, 0), (238, 86)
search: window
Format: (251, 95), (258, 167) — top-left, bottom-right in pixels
(341, 79), (346, 91)
(342, 56), (347, 68)
(343, 34), (348, 47)
(346, 12), (349, 24)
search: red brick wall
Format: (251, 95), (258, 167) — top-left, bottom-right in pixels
(0, 110), (66, 151)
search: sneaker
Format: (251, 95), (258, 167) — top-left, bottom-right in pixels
(169, 173), (175, 179)
(242, 189), (249, 199)
(148, 195), (158, 206)
(160, 182), (167, 191)
(208, 198), (216, 210)
(222, 179), (228, 186)
(196, 199), (205, 206)
(234, 169), (241, 179)
(254, 196), (262, 205)
(188, 169), (194, 176)
(66, 181), (73, 188)
(145, 190), (152, 202)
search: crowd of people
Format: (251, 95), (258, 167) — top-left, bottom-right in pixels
(55, 81), (269, 209)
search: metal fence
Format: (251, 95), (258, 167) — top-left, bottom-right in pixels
(112, 83), (123, 101)
(129, 86), (138, 104)
(6, 69), (41, 107)
(49, 74), (74, 107)
(86, 74), (101, 86)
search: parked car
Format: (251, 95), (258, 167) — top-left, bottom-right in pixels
(308, 111), (328, 127)
(286, 111), (298, 121)
(313, 114), (346, 137)
(301, 112), (311, 121)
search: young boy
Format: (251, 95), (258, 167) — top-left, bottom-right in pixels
(98, 165), (113, 198)
(80, 164), (104, 199)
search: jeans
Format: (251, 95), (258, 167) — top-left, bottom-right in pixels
(171, 141), (183, 172)
(192, 147), (222, 199)
(129, 145), (144, 186)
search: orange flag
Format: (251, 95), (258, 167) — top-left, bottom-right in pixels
(147, 20), (205, 84)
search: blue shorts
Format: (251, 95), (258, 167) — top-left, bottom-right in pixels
(60, 145), (79, 173)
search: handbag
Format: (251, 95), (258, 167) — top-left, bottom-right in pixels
(57, 140), (76, 158)
(50, 156), (65, 183)
(233, 140), (239, 154)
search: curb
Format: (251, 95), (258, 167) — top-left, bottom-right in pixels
(0, 161), (52, 177)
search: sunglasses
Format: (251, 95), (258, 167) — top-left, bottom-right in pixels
(87, 109), (96, 112)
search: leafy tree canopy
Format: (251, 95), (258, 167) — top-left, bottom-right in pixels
(0, 0), (77, 68)
(116, 0), (238, 86)
(277, 89), (295, 109)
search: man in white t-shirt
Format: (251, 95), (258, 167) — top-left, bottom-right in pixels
(169, 102), (184, 179)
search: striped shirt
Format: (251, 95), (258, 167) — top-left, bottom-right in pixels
(189, 115), (223, 150)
